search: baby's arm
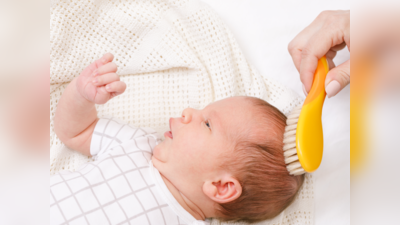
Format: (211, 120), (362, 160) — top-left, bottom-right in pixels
(54, 53), (126, 156)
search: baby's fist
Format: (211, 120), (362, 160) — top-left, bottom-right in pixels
(76, 53), (126, 104)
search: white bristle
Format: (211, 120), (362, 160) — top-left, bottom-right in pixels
(283, 104), (306, 176)
(283, 136), (296, 144)
(286, 118), (299, 125)
(284, 149), (297, 157)
(285, 124), (297, 132)
(283, 142), (296, 151)
(290, 168), (306, 176)
(285, 155), (299, 164)
(287, 113), (300, 120)
(286, 161), (302, 171)
(283, 129), (296, 138)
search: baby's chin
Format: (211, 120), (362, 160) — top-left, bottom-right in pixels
(152, 142), (168, 163)
(151, 155), (168, 176)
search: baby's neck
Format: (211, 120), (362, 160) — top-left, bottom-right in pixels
(159, 173), (206, 220)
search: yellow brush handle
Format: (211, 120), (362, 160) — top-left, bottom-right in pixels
(296, 56), (329, 172)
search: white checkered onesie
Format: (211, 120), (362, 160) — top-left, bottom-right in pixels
(50, 116), (210, 225)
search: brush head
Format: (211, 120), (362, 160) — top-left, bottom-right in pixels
(283, 57), (328, 176)
(283, 105), (306, 176)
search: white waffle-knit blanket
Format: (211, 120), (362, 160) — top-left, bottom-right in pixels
(50, 0), (314, 224)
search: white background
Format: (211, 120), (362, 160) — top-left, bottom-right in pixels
(200, 1), (350, 224)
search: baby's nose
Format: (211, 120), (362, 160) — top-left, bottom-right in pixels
(181, 108), (196, 124)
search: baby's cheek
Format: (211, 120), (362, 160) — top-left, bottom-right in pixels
(171, 146), (196, 169)
(184, 148), (210, 173)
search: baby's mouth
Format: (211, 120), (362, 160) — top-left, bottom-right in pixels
(164, 131), (173, 139)
(164, 118), (173, 139)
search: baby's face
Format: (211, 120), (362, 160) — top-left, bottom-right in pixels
(152, 97), (254, 192)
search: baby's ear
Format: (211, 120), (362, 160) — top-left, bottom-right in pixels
(202, 176), (242, 204)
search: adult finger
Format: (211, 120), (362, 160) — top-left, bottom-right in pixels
(299, 29), (342, 92)
(331, 42), (347, 52)
(288, 47), (302, 73)
(325, 59), (350, 98)
(288, 11), (333, 72)
(288, 29), (322, 72)
(326, 49), (337, 70)
(300, 10), (350, 93)
(290, 37), (340, 78)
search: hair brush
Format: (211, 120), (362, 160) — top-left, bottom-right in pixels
(283, 56), (329, 175)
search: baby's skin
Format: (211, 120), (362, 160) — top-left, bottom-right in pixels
(54, 53), (258, 220)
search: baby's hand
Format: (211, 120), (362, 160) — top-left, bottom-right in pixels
(76, 53), (126, 104)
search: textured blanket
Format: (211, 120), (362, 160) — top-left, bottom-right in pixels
(50, 0), (313, 224)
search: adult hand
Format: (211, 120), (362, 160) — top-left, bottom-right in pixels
(288, 10), (350, 98)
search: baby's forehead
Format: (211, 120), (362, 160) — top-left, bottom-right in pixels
(210, 96), (281, 140)
(208, 96), (254, 112)
(208, 98), (260, 138)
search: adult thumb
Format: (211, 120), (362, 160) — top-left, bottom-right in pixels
(325, 59), (350, 98)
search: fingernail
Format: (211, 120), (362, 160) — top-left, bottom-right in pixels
(302, 84), (308, 96)
(326, 80), (341, 98)
(92, 70), (98, 76)
(92, 79), (98, 84)
(105, 85), (110, 91)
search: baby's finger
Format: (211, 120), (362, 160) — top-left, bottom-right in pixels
(105, 81), (126, 95)
(93, 86), (110, 104)
(92, 73), (120, 86)
(93, 62), (117, 76)
(95, 53), (114, 68)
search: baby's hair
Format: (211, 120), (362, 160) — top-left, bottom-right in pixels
(217, 96), (305, 222)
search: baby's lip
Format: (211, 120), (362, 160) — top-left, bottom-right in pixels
(168, 118), (173, 139)
(164, 131), (173, 139)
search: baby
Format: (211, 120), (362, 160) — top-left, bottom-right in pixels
(51, 53), (304, 225)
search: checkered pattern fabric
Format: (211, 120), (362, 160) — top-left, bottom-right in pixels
(50, 116), (190, 225)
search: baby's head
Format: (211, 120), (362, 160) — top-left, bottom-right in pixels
(152, 96), (304, 222)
